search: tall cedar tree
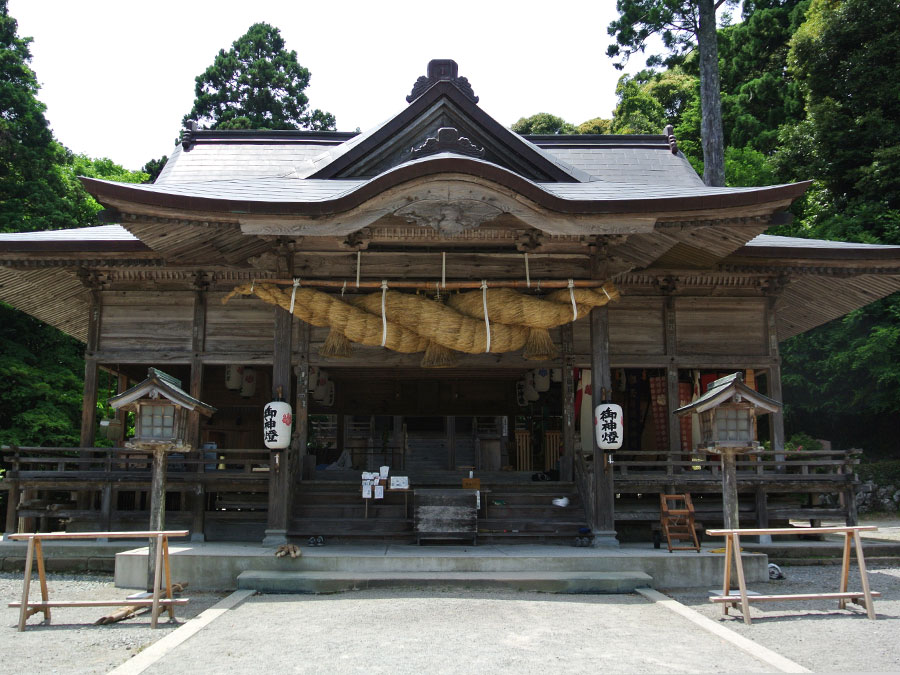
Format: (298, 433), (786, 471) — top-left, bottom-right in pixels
(607, 0), (738, 186)
(183, 23), (335, 131)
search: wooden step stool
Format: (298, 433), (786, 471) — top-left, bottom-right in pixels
(659, 493), (701, 552)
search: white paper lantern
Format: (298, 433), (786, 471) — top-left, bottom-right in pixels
(594, 402), (624, 450)
(240, 367), (257, 398)
(534, 368), (551, 392)
(322, 380), (335, 407)
(307, 366), (320, 392)
(524, 375), (539, 402)
(263, 399), (292, 450)
(225, 365), (244, 390)
(312, 371), (329, 402)
(516, 380), (528, 407)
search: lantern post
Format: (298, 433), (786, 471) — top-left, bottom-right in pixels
(109, 368), (216, 588)
(674, 373), (781, 530)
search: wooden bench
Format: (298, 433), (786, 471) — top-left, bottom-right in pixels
(8, 530), (189, 631)
(706, 526), (879, 625)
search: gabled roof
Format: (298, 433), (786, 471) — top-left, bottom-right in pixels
(109, 367), (216, 416)
(674, 372), (781, 416)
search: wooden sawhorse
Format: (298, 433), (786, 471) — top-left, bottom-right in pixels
(707, 525), (880, 625)
(8, 530), (189, 631)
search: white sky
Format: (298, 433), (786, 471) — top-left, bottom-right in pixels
(9, 0), (654, 172)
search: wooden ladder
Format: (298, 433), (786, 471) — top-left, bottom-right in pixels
(659, 493), (701, 552)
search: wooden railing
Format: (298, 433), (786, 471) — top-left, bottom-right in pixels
(2, 446), (271, 480)
(573, 448), (860, 532)
(611, 448), (859, 481)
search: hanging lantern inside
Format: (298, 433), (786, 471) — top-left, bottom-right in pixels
(516, 380), (528, 407)
(225, 365), (244, 390)
(594, 401), (624, 451)
(240, 368), (257, 398)
(263, 389), (292, 450)
(524, 374), (539, 402)
(533, 368), (551, 392)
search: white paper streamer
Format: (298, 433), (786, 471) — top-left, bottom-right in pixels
(380, 280), (388, 347)
(289, 278), (300, 314)
(568, 279), (578, 321)
(525, 253), (531, 288)
(481, 280), (491, 353)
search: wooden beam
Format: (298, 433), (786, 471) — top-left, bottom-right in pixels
(292, 320), (310, 485)
(589, 305), (618, 545)
(766, 297), (785, 461)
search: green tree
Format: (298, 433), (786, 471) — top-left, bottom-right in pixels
(511, 113), (576, 135)
(717, 0), (808, 154)
(141, 156), (168, 183)
(183, 22), (335, 131)
(608, 0), (739, 186)
(0, 0), (82, 232)
(0, 302), (84, 446)
(576, 117), (613, 134)
(611, 68), (697, 135)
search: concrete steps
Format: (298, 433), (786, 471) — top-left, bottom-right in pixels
(237, 569), (653, 594)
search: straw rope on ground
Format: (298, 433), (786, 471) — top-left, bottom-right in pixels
(224, 280), (619, 367)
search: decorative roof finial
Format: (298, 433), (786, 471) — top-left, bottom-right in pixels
(407, 59), (479, 104)
(664, 124), (678, 154)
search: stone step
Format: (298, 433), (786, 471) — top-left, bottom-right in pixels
(237, 569), (653, 594)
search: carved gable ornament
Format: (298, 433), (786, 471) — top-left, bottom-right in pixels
(407, 59), (479, 104)
(394, 199), (503, 236)
(410, 127), (485, 160)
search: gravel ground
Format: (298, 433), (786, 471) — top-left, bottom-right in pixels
(0, 572), (224, 674)
(140, 590), (772, 674)
(666, 562), (900, 672)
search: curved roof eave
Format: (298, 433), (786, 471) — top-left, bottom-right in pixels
(79, 155), (811, 219)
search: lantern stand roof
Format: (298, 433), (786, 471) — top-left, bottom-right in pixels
(108, 367), (217, 417)
(673, 372), (781, 417)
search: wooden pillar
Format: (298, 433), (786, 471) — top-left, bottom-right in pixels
(560, 324), (576, 482)
(147, 447), (167, 590)
(4, 481), (19, 536)
(189, 277), (207, 541)
(590, 306), (618, 546)
(293, 321), (310, 483)
(264, 302), (296, 546)
(447, 416), (456, 470)
(766, 297), (786, 462)
(721, 451), (740, 530)
(664, 297), (680, 473)
(755, 487), (771, 543)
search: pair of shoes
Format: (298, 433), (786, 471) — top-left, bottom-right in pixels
(307, 536), (325, 547)
(574, 537), (591, 547)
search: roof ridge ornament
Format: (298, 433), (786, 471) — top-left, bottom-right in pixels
(664, 124), (678, 154)
(410, 127), (485, 160)
(181, 121), (199, 152)
(407, 59), (479, 104)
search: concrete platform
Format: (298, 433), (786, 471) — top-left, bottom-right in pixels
(237, 569), (654, 593)
(113, 541), (768, 591)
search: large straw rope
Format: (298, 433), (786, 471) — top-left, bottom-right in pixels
(224, 283), (429, 353)
(446, 283), (620, 328)
(352, 290), (528, 354)
(224, 280), (620, 363)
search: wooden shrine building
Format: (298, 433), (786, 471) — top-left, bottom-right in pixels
(3, 60), (900, 545)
